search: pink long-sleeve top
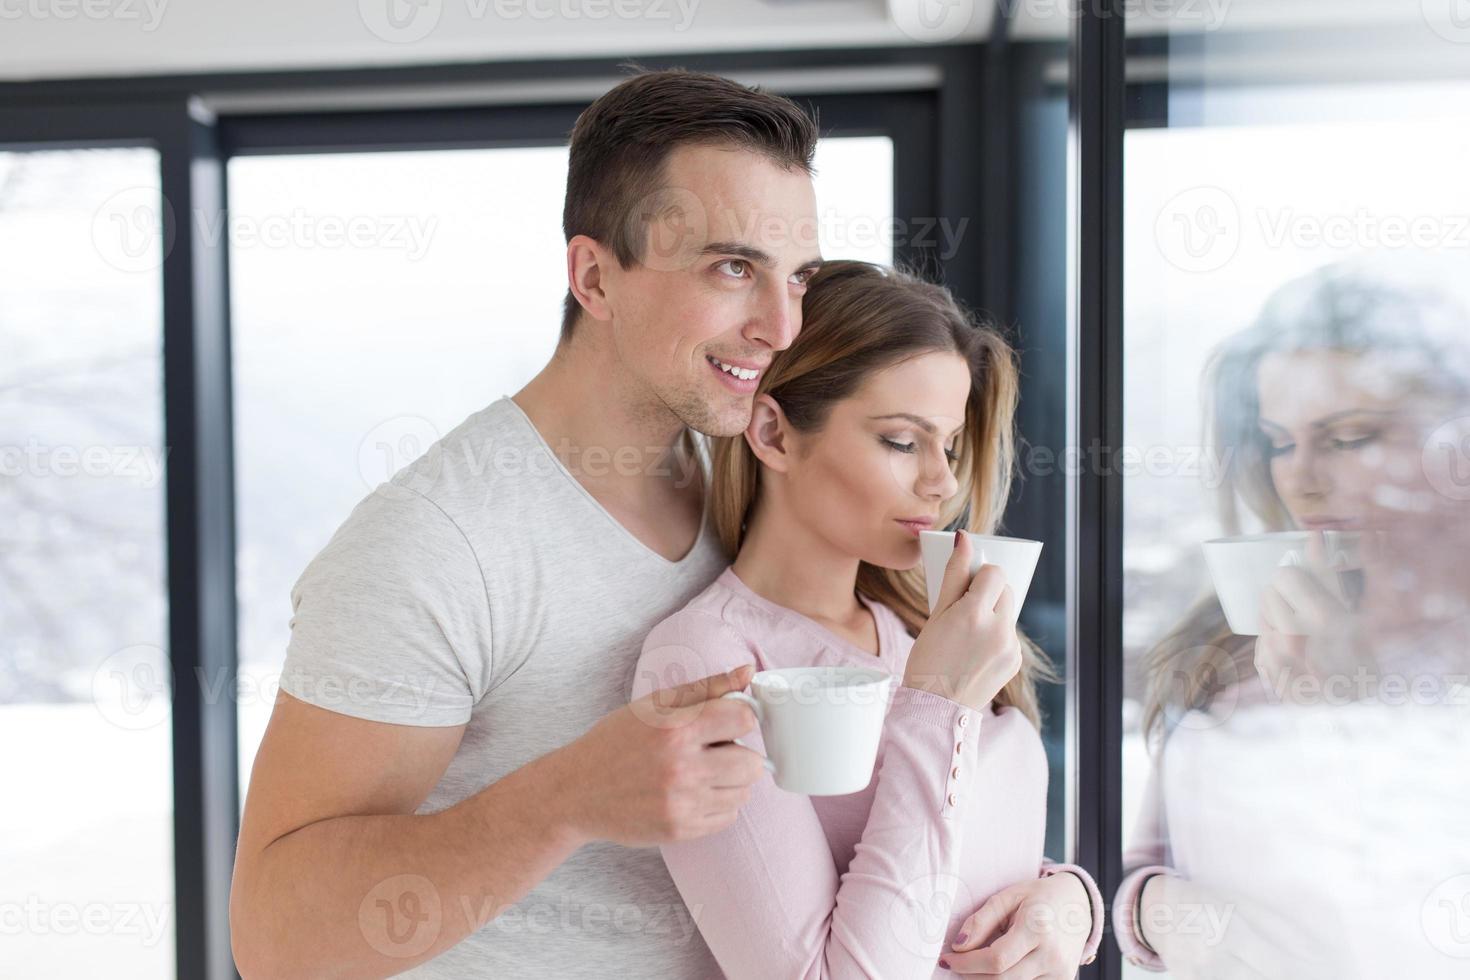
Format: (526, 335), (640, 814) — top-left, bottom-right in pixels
(630, 565), (1104, 979)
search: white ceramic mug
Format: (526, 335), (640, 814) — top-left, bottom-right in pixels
(1202, 530), (1364, 635)
(918, 531), (1044, 615)
(720, 665), (896, 796)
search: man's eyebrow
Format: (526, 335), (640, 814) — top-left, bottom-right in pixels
(702, 242), (824, 274)
(868, 413), (965, 437)
(702, 241), (775, 266)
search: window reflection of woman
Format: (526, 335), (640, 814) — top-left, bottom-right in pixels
(1114, 261), (1470, 978)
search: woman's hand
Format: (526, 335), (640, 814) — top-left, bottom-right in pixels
(1136, 874), (1317, 980)
(1255, 531), (1366, 701)
(903, 531), (1023, 712)
(943, 873), (1091, 977)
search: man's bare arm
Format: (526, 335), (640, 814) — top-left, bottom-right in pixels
(229, 691), (587, 978)
(230, 666), (762, 978)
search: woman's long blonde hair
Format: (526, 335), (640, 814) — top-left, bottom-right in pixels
(707, 260), (1056, 726)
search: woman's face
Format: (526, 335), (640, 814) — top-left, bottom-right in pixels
(1255, 349), (1446, 535)
(776, 350), (972, 570)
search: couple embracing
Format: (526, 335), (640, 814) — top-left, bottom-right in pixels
(230, 67), (1103, 979)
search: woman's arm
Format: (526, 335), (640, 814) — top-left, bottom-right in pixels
(634, 615), (984, 979)
(1038, 860), (1105, 964)
(1111, 759), (1178, 971)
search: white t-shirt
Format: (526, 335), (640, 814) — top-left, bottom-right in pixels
(280, 395), (729, 977)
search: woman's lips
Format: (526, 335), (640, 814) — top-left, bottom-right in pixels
(895, 519), (933, 536)
(1299, 517), (1356, 530)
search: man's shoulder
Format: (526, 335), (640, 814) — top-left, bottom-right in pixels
(372, 396), (564, 528)
(383, 395), (522, 490)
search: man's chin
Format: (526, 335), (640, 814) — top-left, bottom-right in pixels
(672, 390), (755, 439)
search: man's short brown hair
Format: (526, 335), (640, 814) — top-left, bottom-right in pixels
(559, 67), (819, 342)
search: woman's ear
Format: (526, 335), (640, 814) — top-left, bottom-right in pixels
(745, 394), (795, 474)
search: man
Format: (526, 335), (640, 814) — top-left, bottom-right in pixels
(229, 69), (822, 977)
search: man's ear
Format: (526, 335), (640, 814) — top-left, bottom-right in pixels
(745, 394), (796, 474)
(567, 234), (613, 323)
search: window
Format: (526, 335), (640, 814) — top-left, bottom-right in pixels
(1120, 54), (1470, 979)
(0, 147), (175, 979)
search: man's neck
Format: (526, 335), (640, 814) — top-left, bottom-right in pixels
(511, 336), (692, 506)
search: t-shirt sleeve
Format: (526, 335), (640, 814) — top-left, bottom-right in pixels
(278, 485), (493, 727)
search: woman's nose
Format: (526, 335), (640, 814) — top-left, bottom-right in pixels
(918, 449), (959, 500)
(1284, 443), (1332, 499)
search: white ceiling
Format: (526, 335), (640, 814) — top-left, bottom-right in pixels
(0, 0), (1454, 82)
(0, 0), (992, 81)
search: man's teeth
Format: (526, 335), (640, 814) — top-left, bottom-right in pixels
(709, 357), (758, 381)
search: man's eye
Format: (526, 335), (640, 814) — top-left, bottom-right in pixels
(716, 259), (750, 278)
(790, 268), (815, 286)
(881, 438), (917, 454)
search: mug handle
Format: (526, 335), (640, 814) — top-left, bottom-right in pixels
(719, 691), (777, 775)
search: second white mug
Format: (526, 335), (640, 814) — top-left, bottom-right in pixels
(918, 530), (1044, 615)
(720, 665), (895, 796)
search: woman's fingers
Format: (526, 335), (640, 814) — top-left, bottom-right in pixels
(1270, 566), (1342, 629)
(935, 531), (974, 614)
(964, 562), (1008, 612)
(952, 892), (1015, 952)
(1258, 584), (1298, 635)
(945, 922), (1040, 975)
(993, 584), (1017, 626)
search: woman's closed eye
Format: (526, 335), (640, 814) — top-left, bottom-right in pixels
(1326, 431), (1378, 451)
(880, 436), (959, 463)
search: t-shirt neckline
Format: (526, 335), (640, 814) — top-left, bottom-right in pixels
(498, 395), (711, 568)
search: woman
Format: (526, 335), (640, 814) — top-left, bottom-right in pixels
(1113, 261), (1470, 977)
(631, 261), (1104, 978)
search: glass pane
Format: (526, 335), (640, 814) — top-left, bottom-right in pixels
(0, 147), (174, 978)
(231, 136), (895, 800)
(1121, 15), (1470, 978)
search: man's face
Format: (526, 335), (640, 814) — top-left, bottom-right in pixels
(598, 144), (821, 438)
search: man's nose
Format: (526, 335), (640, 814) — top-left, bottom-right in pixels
(744, 277), (799, 351)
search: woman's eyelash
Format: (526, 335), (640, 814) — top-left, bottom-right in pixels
(881, 437), (960, 462)
(1264, 433), (1378, 457)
